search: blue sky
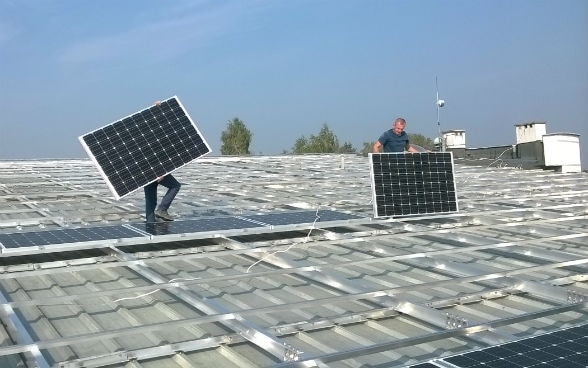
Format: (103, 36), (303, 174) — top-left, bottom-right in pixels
(1, 0), (587, 166)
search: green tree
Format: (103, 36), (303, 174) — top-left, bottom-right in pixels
(338, 141), (356, 153)
(408, 133), (435, 151)
(360, 142), (373, 156)
(292, 136), (309, 154)
(220, 118), (252, 155)
(309, 124), (339, 153)
(292, 124), (355, 154)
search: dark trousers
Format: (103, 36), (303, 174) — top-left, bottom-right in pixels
(144, 174), (181, 222)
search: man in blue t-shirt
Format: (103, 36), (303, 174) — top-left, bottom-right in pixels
(373, 117), (418, 153)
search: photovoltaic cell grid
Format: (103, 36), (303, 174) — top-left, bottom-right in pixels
(369, 152), (458, 218)
(407, 324), (588, 368)
(79, 96), (211, 200)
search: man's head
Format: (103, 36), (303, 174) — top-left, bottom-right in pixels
(392, 118), (406, 135)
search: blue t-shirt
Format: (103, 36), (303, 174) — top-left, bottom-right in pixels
(378, 130), (409, 152)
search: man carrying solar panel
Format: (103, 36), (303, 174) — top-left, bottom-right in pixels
(79, 96), (211, 224)
(372, 117), (419, 153)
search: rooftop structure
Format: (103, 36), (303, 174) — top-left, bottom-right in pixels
(0, 154), (586, 367)
(441, 122), (583, 173)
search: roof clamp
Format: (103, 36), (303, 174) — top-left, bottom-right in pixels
(445, 312), (468, 329)
(283, 343), (302, 362)
(567, 290), (585, 304)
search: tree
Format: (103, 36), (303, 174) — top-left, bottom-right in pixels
(291, 123), (356, 154)
(360, 142), (373, 156)
(338, 142), (356, 153)
(292, 136), (309, 154)
(408, 133), (435, 151)
(310, 124), (339, 153)
(220, 118), (252, 155)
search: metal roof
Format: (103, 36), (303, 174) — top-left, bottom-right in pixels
(0, 154), (586, 368)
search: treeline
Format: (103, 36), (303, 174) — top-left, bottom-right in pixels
(220, 118), (435, 156)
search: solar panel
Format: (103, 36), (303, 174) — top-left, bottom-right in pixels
(441, 324), (588, 368)
(0, 211), (363, 250)
(369, 152), (458, 218)
(0, 225), (143, 249)
(79, 96), (211, 199)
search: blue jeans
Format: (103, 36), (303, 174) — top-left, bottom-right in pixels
(144, 174), (181, 222)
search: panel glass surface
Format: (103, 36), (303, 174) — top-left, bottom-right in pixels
(369, 152), (458, 218)
(79, 96), (211, 199)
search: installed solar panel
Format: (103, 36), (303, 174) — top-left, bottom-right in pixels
(0, 211), (363, 250)
(0, 225), (143, 249)
(79, 96), (211, 199)
(369, 152), (458, 218)
(442, 324), (588, 368)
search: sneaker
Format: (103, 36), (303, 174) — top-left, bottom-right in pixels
(154, 209), (175, 221)
(146, 216), (166, 223)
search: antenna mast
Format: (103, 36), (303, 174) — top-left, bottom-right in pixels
(435, 76), (445, 151)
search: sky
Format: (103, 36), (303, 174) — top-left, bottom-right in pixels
(1, 0), (587, 167)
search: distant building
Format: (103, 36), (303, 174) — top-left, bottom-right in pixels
(437, 122), (582, 173)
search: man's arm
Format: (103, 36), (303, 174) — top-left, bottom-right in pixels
(373, 140), (382, 153)
(406, 144), (419, 153)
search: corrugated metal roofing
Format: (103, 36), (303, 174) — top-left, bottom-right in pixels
(0, 154), (586, 368)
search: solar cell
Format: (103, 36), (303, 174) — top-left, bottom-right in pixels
(369, 152), (458, 218)
(79, 96), (211, 199)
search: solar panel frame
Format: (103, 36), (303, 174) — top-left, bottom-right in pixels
(369, 152), (458, 218)
(79, 96), (211, 200)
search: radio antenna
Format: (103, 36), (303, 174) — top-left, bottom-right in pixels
(435, 76), (446, 151)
